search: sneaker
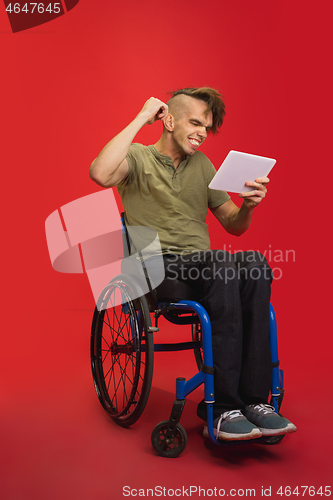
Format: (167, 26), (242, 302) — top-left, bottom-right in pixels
(203, 410), (262, 441)
(243, 404), (297, 436)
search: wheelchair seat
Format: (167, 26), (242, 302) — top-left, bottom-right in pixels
(120, 251), (198, 311)
(155, 277), (198, 303)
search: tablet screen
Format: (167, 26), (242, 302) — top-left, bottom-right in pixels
(209, 150), (276, 193)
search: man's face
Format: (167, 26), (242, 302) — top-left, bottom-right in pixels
(171, 98), (213, 156)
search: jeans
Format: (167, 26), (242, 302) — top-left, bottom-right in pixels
(161, 250), (273, 420)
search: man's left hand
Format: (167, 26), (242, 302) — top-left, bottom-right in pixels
(239, 177), (270, 209)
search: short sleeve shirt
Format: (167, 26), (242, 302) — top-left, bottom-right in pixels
(117, 143), (230, 254)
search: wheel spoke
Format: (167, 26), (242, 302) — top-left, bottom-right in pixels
(110, 355), (132, 411)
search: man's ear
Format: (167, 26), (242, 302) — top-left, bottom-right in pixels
(163, 113), (174, 132)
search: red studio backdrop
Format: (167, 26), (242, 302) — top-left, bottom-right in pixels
(1, 1), (332, 499)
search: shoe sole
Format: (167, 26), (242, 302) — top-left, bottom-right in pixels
(203, 426), (262, 441)
(258, 423), (297, 436)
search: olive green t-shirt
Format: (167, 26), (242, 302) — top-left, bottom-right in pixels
(117, 143), (230, 254)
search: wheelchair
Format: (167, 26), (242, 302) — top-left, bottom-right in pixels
(90, 214), (285, 457)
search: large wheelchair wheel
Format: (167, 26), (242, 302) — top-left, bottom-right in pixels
(91, 275), (154, 427)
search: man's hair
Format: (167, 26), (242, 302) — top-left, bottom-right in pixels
(168, 87), (226, 134)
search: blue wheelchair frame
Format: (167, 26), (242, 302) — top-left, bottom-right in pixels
(120, 214), (284, 455)
(151, 300), (283, 448)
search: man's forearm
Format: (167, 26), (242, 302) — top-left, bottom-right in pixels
(90, 97), (168, 187)
(89, 113), (148, 186)
(224, 202), (254, 236)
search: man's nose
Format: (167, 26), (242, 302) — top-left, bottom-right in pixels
(198, 127), (207, 138)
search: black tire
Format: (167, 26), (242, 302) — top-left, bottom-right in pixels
(261, 434), (285, 445)
(151, 420), (187, 458)
(191, 321), (203, 370)
(91, 275), (154, 427)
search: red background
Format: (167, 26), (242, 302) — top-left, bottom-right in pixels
(1, 1), (332, 499)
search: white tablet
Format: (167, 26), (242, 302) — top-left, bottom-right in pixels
(208, 150), (276, 193)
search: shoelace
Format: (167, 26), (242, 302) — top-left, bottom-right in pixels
(250, 404), (276, 415)
(216, 410), (243, 434)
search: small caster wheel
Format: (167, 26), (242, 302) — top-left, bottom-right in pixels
(261, 434), (285, 445)
(151, 420), (187, 458)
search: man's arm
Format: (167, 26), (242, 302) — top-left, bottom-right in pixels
(210, 177), (269, 236)
(90, 98), (168, 187)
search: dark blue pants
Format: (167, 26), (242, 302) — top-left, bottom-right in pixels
(162, 250), (273, 420)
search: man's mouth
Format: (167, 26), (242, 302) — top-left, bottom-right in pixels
(188, 138), (201, 148)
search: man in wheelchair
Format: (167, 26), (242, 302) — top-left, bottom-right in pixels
(90, 87), (296, 442)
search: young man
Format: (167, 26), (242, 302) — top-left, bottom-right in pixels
(90, 87), (296, 441)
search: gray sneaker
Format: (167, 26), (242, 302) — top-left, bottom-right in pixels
(203, 410), (262, 441)
(243, 404), (297, 436)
